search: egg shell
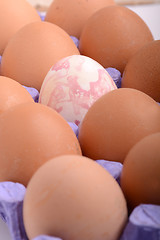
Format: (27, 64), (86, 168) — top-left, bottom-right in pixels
(0, 76), (34, 114)
(121, 40), (160, 102)
(45, 0), (115, 38)
(1, 177), (160, 240)
(0, 158), (123, 240)
(79, 5), (154, 73)
(0, 56), (2, 74)
(0, 0), (41, 55)
(78, 88), (160, 163)
(39, 55), (117, 125)
(120, 132), (160, 209)
(0, 102), (81, 186)
(1, 21), (80, 91)
(23, 155), (127, 240)
(0, 7), (159, 240)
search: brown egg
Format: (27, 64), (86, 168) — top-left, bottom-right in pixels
(23, 155), (127, 240)
(45, 0), (115, 39)
(120, 132), (160, 210)
(121, 40), (160, 102)
(0, 102), (81, 186)
(0, 0), (41, 55)
(78, 88), (160, 163)
(79, 5), (154, 73)
(1, 21), (80, 91)
(0, 57), (1, 74)
(0, 76), (34, 114)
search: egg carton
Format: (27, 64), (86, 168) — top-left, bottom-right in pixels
(0, 52), (160, 240)
(0, 84), (160, 240)
(0, 160), (160, 240)
(0, 10), (160, 240)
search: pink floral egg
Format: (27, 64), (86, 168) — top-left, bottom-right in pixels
(39, 55), (117, 125)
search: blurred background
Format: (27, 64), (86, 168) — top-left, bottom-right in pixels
(27, 0), (160, 8)
(26, 0), (160, 40)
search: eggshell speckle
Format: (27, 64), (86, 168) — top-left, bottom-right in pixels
(78, 88), (160, 163)
(39, 55), (117, 125)
(120, 132), (160, 210)
(23, 155), (127, 240)
(0, 102), (81, 186)
(79, 5), (154, 73)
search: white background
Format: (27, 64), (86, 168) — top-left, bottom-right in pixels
(0, 3), (160, 240)
(127, 3), (160, 40)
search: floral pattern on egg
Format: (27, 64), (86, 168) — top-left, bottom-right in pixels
(39, 55), (117, 125)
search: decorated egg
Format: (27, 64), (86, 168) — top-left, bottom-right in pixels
(39, 55), (117, 125)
